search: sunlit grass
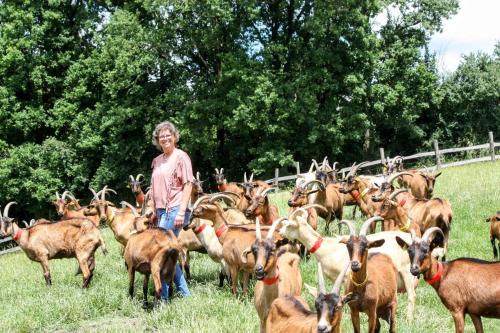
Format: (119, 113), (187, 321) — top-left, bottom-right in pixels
(0, 160), (498, 332)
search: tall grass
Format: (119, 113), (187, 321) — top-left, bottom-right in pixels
(0, 161), (498, 332)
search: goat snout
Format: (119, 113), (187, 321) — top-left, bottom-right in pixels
(244, 210), (252, 217)
(317, 324), (330, 333)
(351, 261), (361, 272)
(287, 199), (293, 207)
(255, 265), (265, 279)
(410, 266), (420, 276)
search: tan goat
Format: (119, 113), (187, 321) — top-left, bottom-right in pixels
(124, 228), (181, 306)
(265, 262), (353, 333)
(486, 211), (500, 259)
(0, 202), (107, 288)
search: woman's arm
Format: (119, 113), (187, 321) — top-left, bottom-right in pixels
(175, 182), (193, 227)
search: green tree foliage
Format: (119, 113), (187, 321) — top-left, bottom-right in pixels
(3, 0), (495, 219)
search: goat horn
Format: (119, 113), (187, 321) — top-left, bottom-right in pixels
(3, 202), (17, 218)
(244, 172), (248, 183)
(100, 185), (108, 201)
(89, 187), (99, 201)
(332, 162), (338, 170)
(209, 194), (236, 206)
(288, 208), (308, 220)
(65, 192), (77, 201)
(338, 220), (356, 236)
(332, 262), (350, 295)
(308, 161), (315, 173)
(249, 173), (254, 183)
(312, 159), (319, 170)
(260, 187), (277, 197)
(56, 191), (61, 200)
(136, 174), (144, 182)
(191, 195), (211, 211)
(301, 204), (327, 213)
(196, 171), (201, 181)
(255, 218), (262, 241)
(129, 175), (135, 182)
(317, 262), (326, 295)
(346, 162), (358, 178)
(61, 190), (70, 201)
(389, 188), (409, 201)
(410, 229), (417, 243)
(360, 216), (384, 236)
(121, 201), (138, 217)
(421, 227), (444, 244)
(386, 172), (414, 185)
(301, 179), (325, 190)
(20, 220), (29, 228)
(215, 168), (219, 174)
(267, 217), (286, 240)
(220, 168), (224, 174)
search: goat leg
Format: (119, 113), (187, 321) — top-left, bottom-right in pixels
(40, 258), (52, 286)
(491, 237), (498, 259)
(470, 314), (484, 333)
(142, 274), (150, 307)
(77, 254), (92, 288)
(128, 268), (135, 298)
(451, 311), (465, 333)
(218, 269), (225, 288)
(351, 309), (361, 333)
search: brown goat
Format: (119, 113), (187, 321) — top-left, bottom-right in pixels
(0, 202), (107, 288)
(396, 228), (500, 333)
(245, 187), (280, 225)
(189, 194), (280, 295)
(245, 218), (302, 332)
(339, 217), (398, 333)
(398, 168), (442, 199)
(128, 174), (145, 207)
(486, 211), (500, 259)
(265, 262), (353, 333)
(124, 228), (180, 306)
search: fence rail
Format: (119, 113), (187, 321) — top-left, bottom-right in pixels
(265, 131), (498, 185)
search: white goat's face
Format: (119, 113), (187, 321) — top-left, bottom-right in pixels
(279, 219), (299, 240)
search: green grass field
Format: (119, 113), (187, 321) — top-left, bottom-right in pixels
(0, 161), (499, 333)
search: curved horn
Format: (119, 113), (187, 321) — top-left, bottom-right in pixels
(267, 217), (286, 240)
(421, 227), (444, 244)
(244, 172), (248, 183)
(196, 171), (201, 181)
(100, 185), (108, 201)
(351, 161), (369, 175)
(121, 201), (139, 217)
(389, 188), (409, 201)
(312, 159), (319, 170)
(56, 191), (61, 200)
(386, 172), (414, 185)
(136, 174), (144, 182)
(191, 195), (211, 211)
(308, 161), (315, 173)
(255, 218), (262, 241)
(3, 202), (17, 218)
(289, 208), (308, 220)
(301, 179), (325, 190)
(249, 173), (254, 183)
(360, 216), (384, 236)
(215, 168), (219, 174)
(129, 175), (135, 182)
(332, 262), (350, 295)
(220, 168), (224, 174)
(260, 187), (277, 197)
(317, 262), (326, 294)
(338, 220), (356, 236)
(346, 162), (357, 177)
(89, 187), (99, 201)
(61, 190), (70, 201)
(301, 204), (328, 214)
(332, 162), (338, 171)
(65, 192), (77, 201)
(209, 194), (236, 206)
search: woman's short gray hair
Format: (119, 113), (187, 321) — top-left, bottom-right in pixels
(152, 121), (180, 150)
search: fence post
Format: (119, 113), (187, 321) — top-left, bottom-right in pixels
(379, 148), (386, 165)
(434, 140), (441, 169)
(274, 168), (279, 187)
(296, 162), (301, 175)
(489, 131), (496, 161)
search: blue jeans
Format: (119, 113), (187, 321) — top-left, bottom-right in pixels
(157, 206), (191, 301)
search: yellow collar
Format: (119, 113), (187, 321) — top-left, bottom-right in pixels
(350, 271), (368, 287)
(399, 218), (411, 232)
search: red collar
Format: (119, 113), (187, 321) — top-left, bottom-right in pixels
(263, 266), (280, 285)
(215, 224), (228, 238)
(310, 237), (323, 253)
(399, 198), (407, 207)
(217, 183), (226, 191)
(13, 229), (23, 241)
(351, 190), (360, 200)
(425, 261), (444, 285)
(194, 223), (206, 235)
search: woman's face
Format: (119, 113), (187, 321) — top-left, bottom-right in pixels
(158, 129), (176, 152)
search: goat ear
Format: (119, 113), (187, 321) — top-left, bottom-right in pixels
(395, 236), (409, 250)
(338, 235), (349, 244)
(486, 218), (491, 222)
(304, 283), (318, 299)
(106, 201), (115, 207)
(368, 239), (385, 249)
(434, 172), (442, 178)
(240, 246), (252, 264)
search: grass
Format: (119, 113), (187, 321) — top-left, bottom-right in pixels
(0, 161), (499, 333)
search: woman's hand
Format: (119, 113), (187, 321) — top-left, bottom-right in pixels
(174, 213), (185, 228)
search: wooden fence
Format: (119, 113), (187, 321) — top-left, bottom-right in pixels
(265, 131), (499, 186)
(1, 132), (498, 256)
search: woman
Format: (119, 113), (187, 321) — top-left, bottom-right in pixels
(150, 120), (193, 302)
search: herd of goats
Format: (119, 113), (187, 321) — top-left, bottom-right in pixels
(0, 156), (499, 333)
